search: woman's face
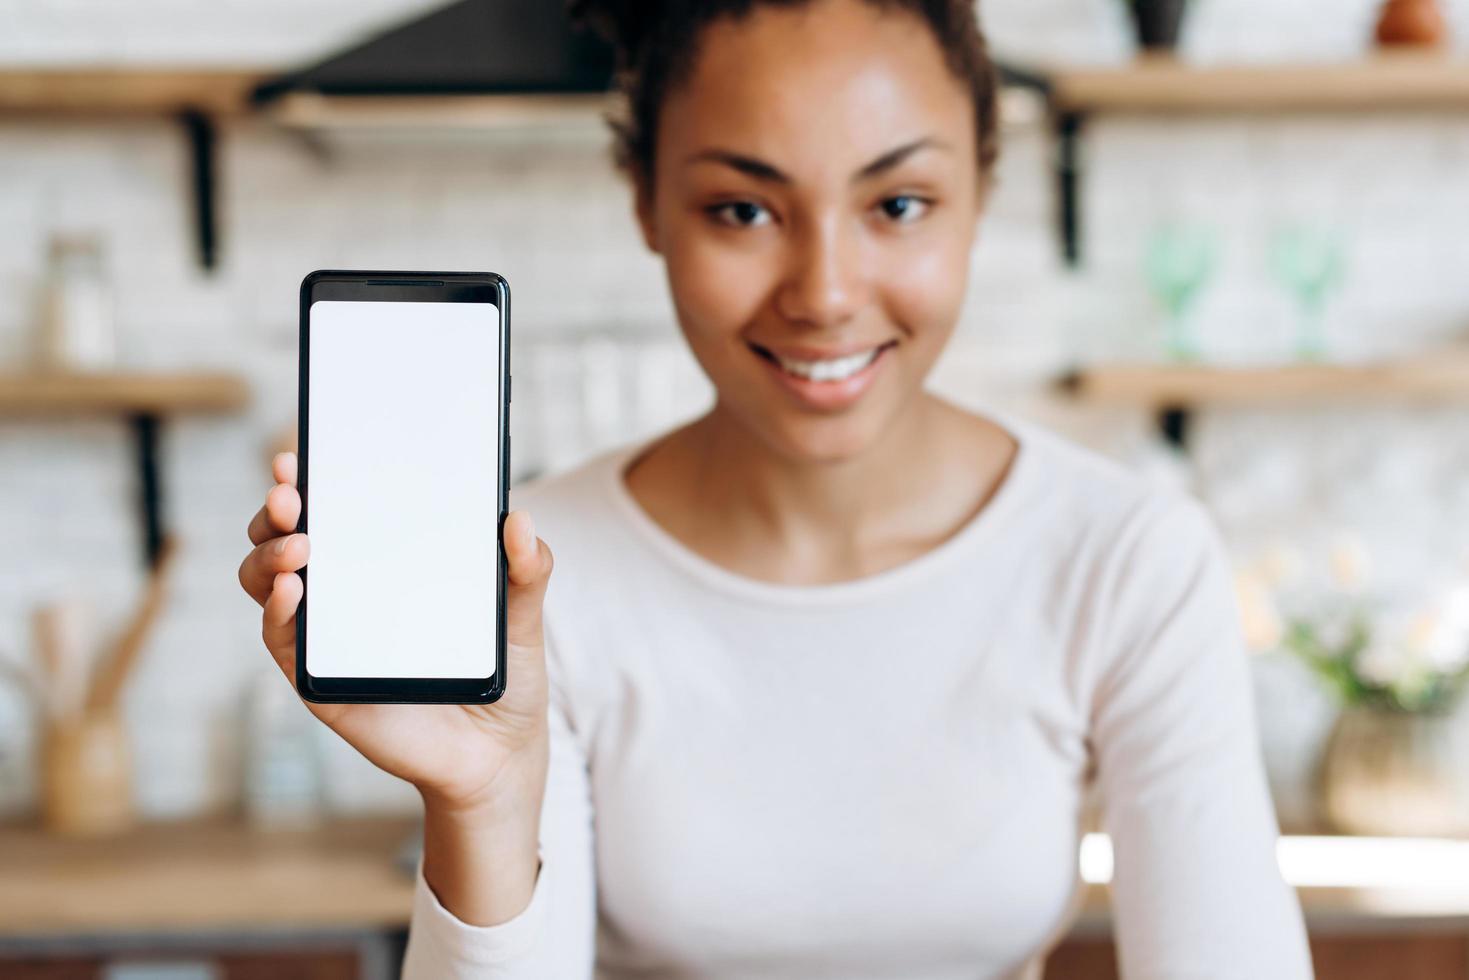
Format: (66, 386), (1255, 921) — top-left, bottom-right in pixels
(637, 0), (986, 464)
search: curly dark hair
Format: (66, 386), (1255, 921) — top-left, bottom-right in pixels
(568, 0), (1000, 193)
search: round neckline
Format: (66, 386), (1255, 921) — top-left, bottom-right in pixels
(602, 411), (1035, 607)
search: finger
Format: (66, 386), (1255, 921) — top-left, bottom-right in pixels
(503, 510), (552, 649)
(261, 572), (349, 727)
(247, 483), (302, 546)
(238, 532), (310, 606)
(273, 451), (298, 488)
(263, 570), (303, 630)
(261, 571), (303, 684)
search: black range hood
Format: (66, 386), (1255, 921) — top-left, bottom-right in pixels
(252, 0), (615, 104)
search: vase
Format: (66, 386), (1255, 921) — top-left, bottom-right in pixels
(1128, 0), (1189, 52)
(1320, 703), (1469, 837)
(1375, 0), (1448, 47)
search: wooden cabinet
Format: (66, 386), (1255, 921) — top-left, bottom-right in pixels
(0, 817), (415, 980)
(0, 946), (372, 980)
(8, 816), (1469, 978)
(1046, 933), (1469, 979)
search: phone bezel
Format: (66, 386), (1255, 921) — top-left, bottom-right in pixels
(295, 269), (510, 704)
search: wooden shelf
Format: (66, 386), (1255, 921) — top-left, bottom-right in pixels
(0, 372), (249, 416)
(1010, 53), (1469, 265)
(0, 815), (415, 935)
(263, 91), (614, 132)
(0, 372), (249, 567)
(0, 69), (273, 271)
(1057, 353), (1469, 408)
(1047, 53), (1469, 114)
(0, 69), (267, 117)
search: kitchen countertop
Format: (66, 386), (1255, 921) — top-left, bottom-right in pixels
(0, 815), (419, 936)
(7, 816), (1469, 939)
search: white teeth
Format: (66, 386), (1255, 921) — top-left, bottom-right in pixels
(773, 347), (882, 383)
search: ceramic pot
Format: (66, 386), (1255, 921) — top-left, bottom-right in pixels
(40, 710), (134, 837)
(1320, 704), (1469, 837)
(1128, 0), (1189, 51)
(1375, 0), (1448, 47)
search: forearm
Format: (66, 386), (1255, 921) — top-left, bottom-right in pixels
(419, 740), (549, 927)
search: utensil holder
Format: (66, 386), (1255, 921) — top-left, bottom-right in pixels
(40, 709), (134, 837)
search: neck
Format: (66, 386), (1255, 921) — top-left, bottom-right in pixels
(690, 397), (939, 548)
(625, 392), (1013, 584)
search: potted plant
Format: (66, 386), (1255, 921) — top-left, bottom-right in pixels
(1239, 543), (1469, 834)
(1284, 584), (1469, 836)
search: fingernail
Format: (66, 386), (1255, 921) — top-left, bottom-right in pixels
(274, 534), (291, 555)
(520, 515), (536, 553)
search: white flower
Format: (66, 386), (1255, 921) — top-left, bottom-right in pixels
(1258, 542), (1306, 590)
(1357, 623), (1411, 687)
(1328, 533), (1371, 593)
(1235, 569), (1283, 653)
(1419, 583), (1469, 673)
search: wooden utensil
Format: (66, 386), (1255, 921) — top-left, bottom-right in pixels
(31, 598), (93, 722)
(38, 538), (178, 836)
(84, 533), (178, 714)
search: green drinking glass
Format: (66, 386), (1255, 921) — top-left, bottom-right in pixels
(1144, 223), (1218, 362)
(1269, 225), (1346, 362)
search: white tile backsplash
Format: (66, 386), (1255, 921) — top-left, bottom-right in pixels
(1, 0), (1467, 818)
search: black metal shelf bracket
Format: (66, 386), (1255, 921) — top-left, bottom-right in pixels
(1056, 111), (1086, 268)
(180, 109), (218, 272)
(1157, 405), (1193, 452)
(994, 60), (1085, 268)
(130, 413), (165, 570)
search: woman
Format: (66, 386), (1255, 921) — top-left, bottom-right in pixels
(238, 0), (1313, 976)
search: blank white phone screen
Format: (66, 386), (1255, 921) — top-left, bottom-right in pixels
(306, 299), (501, 679)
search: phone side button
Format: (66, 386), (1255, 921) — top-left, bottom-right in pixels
(508, 374), (512, 402)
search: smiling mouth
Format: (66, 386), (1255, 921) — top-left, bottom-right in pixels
(749, 341), (898, 383)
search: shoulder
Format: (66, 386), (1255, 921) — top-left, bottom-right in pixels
(509, 447), (647, 722)
(997, 418), (1234, 678)
(510, 446), (632, 547)
(998, 427), (1245, 715)
(508, 441), (663, 625)
(1003, 416), (1215, 560)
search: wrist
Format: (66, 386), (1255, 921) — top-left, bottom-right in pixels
(420, 738), (547, 817)
(420, 781), (544, 927)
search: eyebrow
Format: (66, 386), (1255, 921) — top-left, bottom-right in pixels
(684, 137), (949, 184)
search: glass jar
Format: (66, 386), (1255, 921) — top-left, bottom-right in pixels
(37, 234), (115, 373)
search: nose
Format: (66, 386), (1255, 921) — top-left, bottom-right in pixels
(774, 216), (870, 330)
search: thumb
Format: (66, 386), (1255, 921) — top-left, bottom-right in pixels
(503, 509), (553, 650)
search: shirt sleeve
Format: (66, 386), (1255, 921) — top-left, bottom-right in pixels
(1090, 497), (1313, 980)
(400, 640), (597, 979)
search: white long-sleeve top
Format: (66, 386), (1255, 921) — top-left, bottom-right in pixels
(401, 415), (1313, 980)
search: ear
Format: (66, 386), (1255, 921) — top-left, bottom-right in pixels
(632, 168), (660, 255)
(974, 171), (995, 219)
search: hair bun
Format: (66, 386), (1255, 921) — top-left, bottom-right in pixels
(568, 0), (661, 66)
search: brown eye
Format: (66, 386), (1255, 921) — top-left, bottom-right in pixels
(878, 195), (931, 223)
(709, 201), (772, 228)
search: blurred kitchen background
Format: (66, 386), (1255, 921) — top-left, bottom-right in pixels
(5, 0), (1469, 976)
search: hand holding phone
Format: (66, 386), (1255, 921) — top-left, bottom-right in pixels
(238, 452), (555, 924)
(237, 269), (554, 926)
(297, 271), (512, 702)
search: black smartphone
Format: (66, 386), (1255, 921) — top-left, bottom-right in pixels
(295, 270), (510, 704)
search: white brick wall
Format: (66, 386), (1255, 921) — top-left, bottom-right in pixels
(1, 1), (1467, 822)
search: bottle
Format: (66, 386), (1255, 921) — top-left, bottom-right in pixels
(37, 235), (115, 373)
(242, 669), (325, 830)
